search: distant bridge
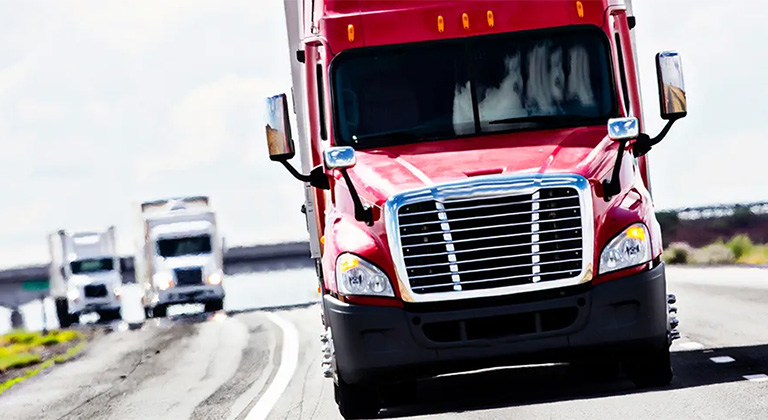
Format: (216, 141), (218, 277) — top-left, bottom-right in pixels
(0, 242), (312, 309)
(660, 201), (768, 221)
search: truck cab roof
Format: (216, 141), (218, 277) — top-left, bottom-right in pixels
(314, 0), (612, 53)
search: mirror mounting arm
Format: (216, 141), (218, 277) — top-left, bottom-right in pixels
(633, 117), (680, 158)
(339, 169), (373, 226)
(280, 161), (330, 190)
(602, 139), (628, 202)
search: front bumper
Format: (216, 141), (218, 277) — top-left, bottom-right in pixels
(158, 284), (225, 305)
(70, 297), (120, 315)
(326, 263), (669, 384)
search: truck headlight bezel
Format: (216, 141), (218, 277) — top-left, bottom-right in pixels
(599, 223), (652, 275)
(206, 272), (223, 285)
(336, 253), (395, 297)
(153, 272), (174, 291)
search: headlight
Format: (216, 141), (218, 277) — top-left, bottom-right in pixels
(336, 254), (394, 297)
(153, 272), (174, 290)
(599, 223), (652, 274)
(67, 288), (80, 301)
(206, 272), (223, 285)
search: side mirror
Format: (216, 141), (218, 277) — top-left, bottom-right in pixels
(265, 93), (296, 161)
(656, 51), (687, 120)
(607, 117), (639, 141)
(324, 146), (356, 170)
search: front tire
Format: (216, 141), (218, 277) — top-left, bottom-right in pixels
(335, 377), (379, 419)
(628, 346), (673, 388)
(204, 298), (224, 313)
(152, 304), (168, 318)
(55, 298), (72, 328)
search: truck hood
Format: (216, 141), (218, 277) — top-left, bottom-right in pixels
(351, 126), (612, 203)
(155, 254), (216, 271)
(69, 271), (121, 286)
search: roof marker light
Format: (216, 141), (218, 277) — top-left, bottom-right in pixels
(487, 10), (494, 28)
(576, 1), (584, 18)
(462, 13), (469, 30)
(437, 15), (445, 33)
(347, 24), (355, 42)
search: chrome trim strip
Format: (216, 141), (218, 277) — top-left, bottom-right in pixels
(409, 258), (583, 280)
(399, 195), (578, 216)
(405, 247), (583, 269)
(401, 216), (581, 238)
(398, 205), (581, 227)
(384, 173), (594, 303)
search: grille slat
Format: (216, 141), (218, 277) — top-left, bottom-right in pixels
(400, 195), (578, 217)
(174, 268), (203, 286)
(397, 185), (584, 295)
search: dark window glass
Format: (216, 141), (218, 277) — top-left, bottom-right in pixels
(332, 27), (615, 148)
(157, 235), (212, 258)
(70, 258), (114, 274)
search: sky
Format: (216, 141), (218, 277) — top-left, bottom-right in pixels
(0, 0), (765, 268)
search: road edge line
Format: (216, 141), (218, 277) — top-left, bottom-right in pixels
(244, 313), (300, 420)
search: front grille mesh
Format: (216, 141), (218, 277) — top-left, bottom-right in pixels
(397, 187), (583, 294)
(174, 268), (203, 286)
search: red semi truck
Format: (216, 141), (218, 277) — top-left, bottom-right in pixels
(265, 0), (685, 417)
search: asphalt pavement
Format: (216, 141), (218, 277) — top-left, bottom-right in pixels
(1, 266), (768, 419)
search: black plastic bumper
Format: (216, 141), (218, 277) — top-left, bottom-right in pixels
(326, 263), (668, 384)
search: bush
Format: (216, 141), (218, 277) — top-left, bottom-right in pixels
(663, 242), (694, 264)
(726, 234), (754, 260)
(738, 244), (768, 265)
(692, 243), (736, 265)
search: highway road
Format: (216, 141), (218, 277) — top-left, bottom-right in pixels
(1, 266), (768, 419)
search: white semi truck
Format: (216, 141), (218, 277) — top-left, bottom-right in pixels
(48, 226), (123, 327)
(135, 196), (225, 318)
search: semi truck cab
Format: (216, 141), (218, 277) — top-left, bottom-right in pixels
(266, 0), (686, 417)
(49, 227), (123, 327)
(137, 197), (225, 317)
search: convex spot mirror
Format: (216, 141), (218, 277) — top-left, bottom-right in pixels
(607, 117), (639, 141)
(656, 51), (687, 120)
(265, 93), (296, 161)
(324, 146), (356, 170)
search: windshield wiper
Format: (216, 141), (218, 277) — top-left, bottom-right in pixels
(488, 114), (597, 125)
(352, 130), (423, 143)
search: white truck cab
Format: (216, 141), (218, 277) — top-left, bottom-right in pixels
(136, 197), (225, 317)
(48, 227), (123, 327)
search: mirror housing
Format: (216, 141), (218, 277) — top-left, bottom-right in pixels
(607, 117), (639, 141)
(324, 146), (356, 170)
(656, 51), (687, 120)
(265, 93), (296, 161)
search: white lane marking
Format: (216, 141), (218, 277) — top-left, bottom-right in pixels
(244, 313), (300, 420)
(744, 374), (768, 382)
(678, 342), (705, 350)
(710, 356), (735, 364)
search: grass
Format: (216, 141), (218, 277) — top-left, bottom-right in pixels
(0, 330), (88, 396)
(0, 353), (41, 371)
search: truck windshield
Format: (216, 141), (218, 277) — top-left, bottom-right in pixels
(157, 235), (212, 258)
(70, 258), (114, 274)
(332, 27), (614, 148)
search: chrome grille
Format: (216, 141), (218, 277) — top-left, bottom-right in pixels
(387, 175), (592, 302)
(174, 268), (203, 286)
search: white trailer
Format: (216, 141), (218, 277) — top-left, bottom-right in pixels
(135, 196), (225, 317)
(48, 226), (123, 327)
